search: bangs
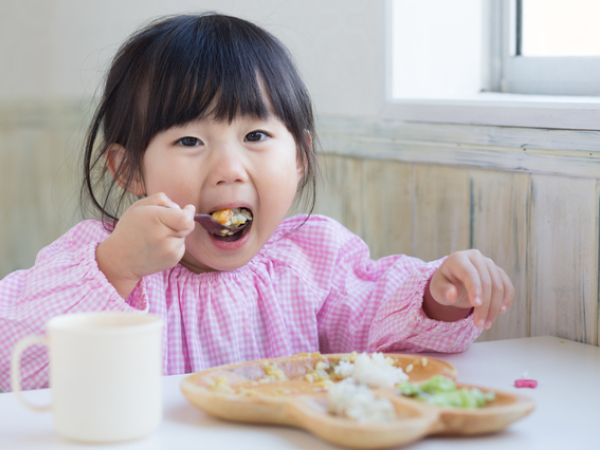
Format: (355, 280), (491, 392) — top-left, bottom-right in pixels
(86, 13), (316, 223)
(108, 14), (310, 150)
(148, 18), (271, 126)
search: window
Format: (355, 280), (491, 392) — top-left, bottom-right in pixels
(389, 0), (485, 100)
(499, 0), (600, 95)
(385, 0), (600, 130)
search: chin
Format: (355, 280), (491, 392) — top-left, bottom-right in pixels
(183, 251), (255, 274)
(208, 260), (250, 272)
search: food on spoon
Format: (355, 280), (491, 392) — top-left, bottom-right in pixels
(397, 375), (495, 408)
(194, 207), (253, 237)
(211, 208), (234, 225)
(211, 208), (252, 227)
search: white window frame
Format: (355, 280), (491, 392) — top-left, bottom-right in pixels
(500, 0), (600, 96)
(383, 0), (600, 131)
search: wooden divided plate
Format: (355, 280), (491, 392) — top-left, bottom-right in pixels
(180, 353), (534, 449)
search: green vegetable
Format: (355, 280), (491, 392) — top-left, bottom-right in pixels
(397, 381), (421, 396)
(397, 375), (495, 408)
(419, 375), (457, 393)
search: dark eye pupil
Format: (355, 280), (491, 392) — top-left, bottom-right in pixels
(181, 137), (197, 146)
(248, 132), (261, 142)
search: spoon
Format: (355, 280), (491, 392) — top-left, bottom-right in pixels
(194, 214), (252, 235)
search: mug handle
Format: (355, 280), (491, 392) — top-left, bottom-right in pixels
(11, 335), (52, 412)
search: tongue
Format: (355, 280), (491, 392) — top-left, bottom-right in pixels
(194, 214), (251, 235)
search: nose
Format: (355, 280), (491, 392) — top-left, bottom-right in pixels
(207, 144), (248, 186)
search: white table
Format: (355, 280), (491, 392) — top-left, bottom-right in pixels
(1, 336), (598, 449)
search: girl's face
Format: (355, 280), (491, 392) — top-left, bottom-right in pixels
(141, 114), (302, 273)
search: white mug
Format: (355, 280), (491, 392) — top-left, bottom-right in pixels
(11, 312), (163, 443)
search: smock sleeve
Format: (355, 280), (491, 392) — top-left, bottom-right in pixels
(308, 217), (482, 355)
(0, 220), (149, 391)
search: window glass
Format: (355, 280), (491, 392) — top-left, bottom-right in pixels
(521, 0), (600, 57)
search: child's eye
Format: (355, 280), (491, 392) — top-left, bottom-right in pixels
(245, 131), (269, 142)
(176, 136), (202, 147)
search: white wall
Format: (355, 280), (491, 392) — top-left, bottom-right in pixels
(391, 0), (485, 99)
(0, 0), (386, 118)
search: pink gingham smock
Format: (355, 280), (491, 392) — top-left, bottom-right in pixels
(0, 214), (481, 391)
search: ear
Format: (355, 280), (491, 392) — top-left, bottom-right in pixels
(105, 144), (145, 196)
(296, 130), (313, 181)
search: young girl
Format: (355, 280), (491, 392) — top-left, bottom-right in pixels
(0, 14), (513, 391)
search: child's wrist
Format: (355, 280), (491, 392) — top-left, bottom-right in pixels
(96, 239), (141, 299)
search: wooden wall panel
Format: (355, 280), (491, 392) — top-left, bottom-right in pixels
(528, 174), (599, 345)
(4, 108), (600, 346)
(412, 164), (470, 262)
(0, 121), (81, 278)
(470, 169), (530, 342)
(318, 116), (600, 178)
(0, 128), (52, 275)
(0, 128), (17, 276)
(313, 154), (363, 236)
(361, 160), (412, 260)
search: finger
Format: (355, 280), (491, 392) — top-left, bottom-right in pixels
(135, 192), (179, 209)
(483, 260), (505, 329)
(445, 254), (482, 308)
(157, 205), (195, 233)
(430, 275), (460, 305)
(182, 205), (197, 231)
(445, 284), (458, 303)
(467, 252), (492, 328)
(182, 204), (196, 219)
(498, 268), (515, 314)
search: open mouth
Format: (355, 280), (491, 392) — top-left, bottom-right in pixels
(194, 207), (253, 242)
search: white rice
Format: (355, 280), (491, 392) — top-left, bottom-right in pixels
(327, 378), (396, 423)
(333, 360), (355, 378)
(327, 353), (407, 422)
(350, 352), (408, 388)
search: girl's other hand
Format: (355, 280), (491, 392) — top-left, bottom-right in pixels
(96, 193), (196, 299)
(422, 250), (515, 329)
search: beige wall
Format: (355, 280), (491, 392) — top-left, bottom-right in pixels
(0, 0), (385, 117)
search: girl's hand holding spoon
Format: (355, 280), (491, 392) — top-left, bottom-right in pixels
(96, 193), (195, 298)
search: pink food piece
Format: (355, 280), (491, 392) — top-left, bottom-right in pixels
(514, 379), (537, 388)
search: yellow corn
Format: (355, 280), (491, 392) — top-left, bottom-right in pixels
(211, 209), (233, 224)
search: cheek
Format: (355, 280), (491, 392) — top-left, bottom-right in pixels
(253, 152), (298, 220)
(143, 155), (201, 201)
(142, 150), (170, 190)
(273, 153), (300, 199)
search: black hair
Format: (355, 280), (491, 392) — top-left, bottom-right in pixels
(82, 13), (317, 222)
